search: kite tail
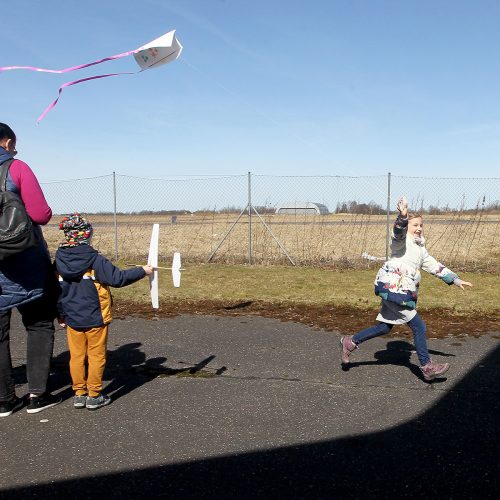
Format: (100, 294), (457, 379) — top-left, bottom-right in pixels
(0, 50), (138, 74)
(1, 50), (140, 123)
(37, 72), (136, 123)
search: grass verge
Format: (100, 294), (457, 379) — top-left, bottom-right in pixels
(114, 263), (498, 315)
(107, 264), (499, 338)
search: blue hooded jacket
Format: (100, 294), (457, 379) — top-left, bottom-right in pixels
(55, 245), (146, 329)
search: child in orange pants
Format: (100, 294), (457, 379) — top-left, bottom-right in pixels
(55, 213), (153, 410)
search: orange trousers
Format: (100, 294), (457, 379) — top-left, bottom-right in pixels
(66, 325), (108, 397)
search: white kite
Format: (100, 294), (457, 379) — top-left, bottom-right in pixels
(171, 252), (182, 288)
(148, 224), (160, 309)
(0, 30), (182, 122)
(132, 225), (184, 309)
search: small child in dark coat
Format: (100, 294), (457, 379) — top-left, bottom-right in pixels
(55, 213), (153, 410)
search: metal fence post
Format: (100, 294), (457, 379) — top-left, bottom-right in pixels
(113, 171), (118, 261)
(385, 172), (391, 260)
(248, 171), (252, 264)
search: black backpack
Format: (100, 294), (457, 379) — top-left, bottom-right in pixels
(0, 159), (38, 260)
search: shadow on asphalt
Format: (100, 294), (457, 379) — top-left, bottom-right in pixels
(25, 343), (223, 404)
(5, 343), (499, 498)
(342, 340), (456, 381)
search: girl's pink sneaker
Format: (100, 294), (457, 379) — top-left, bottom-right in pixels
(340, 336), (357, 364)
(420, 361), (450, 381)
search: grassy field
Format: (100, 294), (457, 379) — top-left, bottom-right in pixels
(111, 263), (498, 317)
(45, 213), (499, 336)
(44, 212), (500, 270)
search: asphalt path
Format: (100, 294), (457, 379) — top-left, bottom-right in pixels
(1, 312), (499, 499)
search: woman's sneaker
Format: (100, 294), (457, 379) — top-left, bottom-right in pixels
(86, 394), (111, 411)
(26, 393), (62, 414)
(0, 397), (24, 417)
(420, 362), (450, 381)
(340, 336), (358, 364)
(73, 395), (87, 409)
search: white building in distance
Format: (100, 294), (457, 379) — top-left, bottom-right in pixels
(275, 202), (330, 215)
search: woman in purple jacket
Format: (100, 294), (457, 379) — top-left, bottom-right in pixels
(0, 123), (61, 417)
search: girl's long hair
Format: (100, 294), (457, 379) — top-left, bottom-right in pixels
(408, 211), (422, 220)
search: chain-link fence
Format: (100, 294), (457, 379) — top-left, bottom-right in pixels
(41, 172), (500, 271)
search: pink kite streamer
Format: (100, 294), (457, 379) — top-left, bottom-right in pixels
(36, 72), (135, 123)
(0, 50), (136, 75)
(1, 50), (138, 123)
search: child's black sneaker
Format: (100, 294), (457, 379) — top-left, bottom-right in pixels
(26, 393), (62, 414)
(0, 396), (24, 417)
(86, 393), (111, 411)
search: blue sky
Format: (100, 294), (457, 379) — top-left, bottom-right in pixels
(2, 0), (500, 181)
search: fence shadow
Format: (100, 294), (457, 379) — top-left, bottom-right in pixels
(3, 341), (499, 499)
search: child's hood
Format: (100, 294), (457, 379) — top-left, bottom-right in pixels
(55, 245), (99, 280)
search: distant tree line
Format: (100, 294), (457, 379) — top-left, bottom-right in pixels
(425, 201), (499, 215)
(335, 201), (386, 215)
(58, 200), (499, 217)
(334, 199), (499, 215)
(217, 205), (275, 214)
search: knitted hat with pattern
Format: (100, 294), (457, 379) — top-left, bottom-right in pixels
(59, 213), (93, 247)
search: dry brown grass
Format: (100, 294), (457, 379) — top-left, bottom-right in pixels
(44, 212), (500, 271)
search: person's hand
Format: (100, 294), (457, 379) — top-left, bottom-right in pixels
(456, 280), (473, 290)
(57, 318), (67, 328)
(396, 196), (408, 217)
(143, 264), (154, 275)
